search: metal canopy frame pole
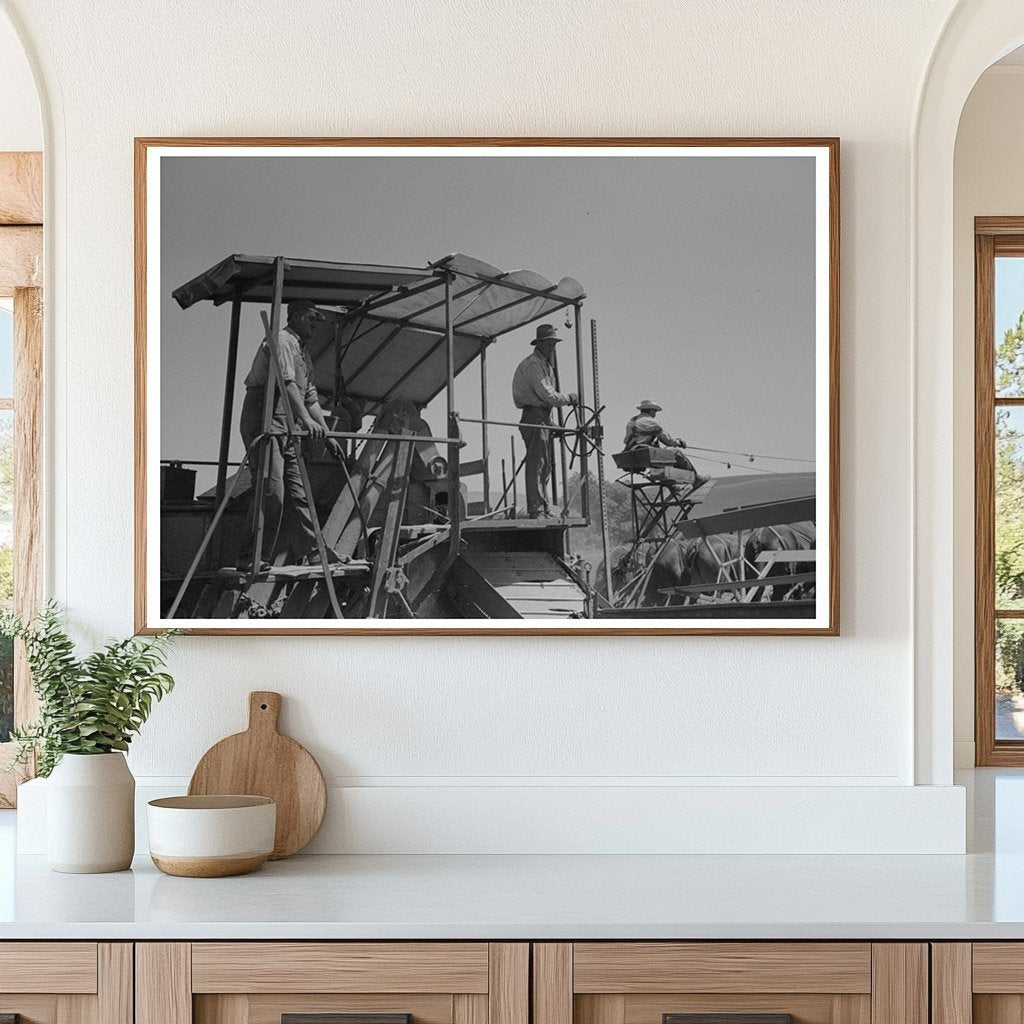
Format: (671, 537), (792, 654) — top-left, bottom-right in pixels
(215, 288), (243, 510)
(444, 272), (461, 556)
(480, 340), (490, 513)
(551, 348), (569, 518)
(574, 303), (590, 521)
(591, 318), (614, 602)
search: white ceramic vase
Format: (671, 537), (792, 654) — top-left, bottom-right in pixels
(46, 752), (135, 873)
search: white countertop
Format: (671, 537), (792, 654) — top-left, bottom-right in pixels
(1, 769), (1021, 941)
(0, 849), (1022, 940)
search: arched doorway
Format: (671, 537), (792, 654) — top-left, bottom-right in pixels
(914, 1), (1024, 785)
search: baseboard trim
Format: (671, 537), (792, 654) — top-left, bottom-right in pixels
(17, 778), (967, 856)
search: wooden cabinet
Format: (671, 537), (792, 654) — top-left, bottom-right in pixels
(0, 943), (132, 1024)
(532, 944), (928, 1024)
(932, 943), (1024, 1024)
(136, 944), (528, 1024)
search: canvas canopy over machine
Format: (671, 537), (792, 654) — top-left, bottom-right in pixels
(162, 252), (612, 621)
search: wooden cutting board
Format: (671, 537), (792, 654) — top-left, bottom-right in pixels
(188, 691), (326, 859)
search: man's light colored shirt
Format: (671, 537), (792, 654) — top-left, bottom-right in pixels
(512, 350), (572, 409)
(243, 326), (319, 407)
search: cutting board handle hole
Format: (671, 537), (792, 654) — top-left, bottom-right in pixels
(260, 703), (268, 710)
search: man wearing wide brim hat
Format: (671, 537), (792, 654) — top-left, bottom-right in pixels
(510, 324), (579, 518)
(623, 398), (706, 484)
(236, 298), (340, 570)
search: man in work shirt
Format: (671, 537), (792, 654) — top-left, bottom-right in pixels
(236, 298), (339, 570)
(511, 323), (578, 518)
(623, 399), (706, 484)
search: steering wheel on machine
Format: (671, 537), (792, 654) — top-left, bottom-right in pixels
(562, 402), (604, 470)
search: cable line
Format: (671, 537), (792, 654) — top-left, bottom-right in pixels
(685, 444), (815, 464)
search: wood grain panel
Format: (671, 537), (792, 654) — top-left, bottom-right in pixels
(0, 226), (41, 295)
(0, 943), (97, 993)
(576, 996), (625, 1024)
(976, 229), (999, 766)
(454, 995), (487, 1024)
(931, 944), (971, 1024)
(573, 944), (871, 994)
(56, 993), (95, 1024)
(136, 943), (192, 1024)
(241, 994), (454, 1024)
(0, 995), (59, 1024)
(488, 944), (528, 1024)
(0, 152), (42, 225)
(870, 945), (927, 1024)
(972, 945), (1024, 992)
(973, 996), (1024, 1024)
(98, 945), (132, 1024)
(195, 995), (248, 1024)
(622, 994), (870, 1024)
(14, 285), (43, 726)
(534, 944), (572, 1024)
(192, 944), (489, 994)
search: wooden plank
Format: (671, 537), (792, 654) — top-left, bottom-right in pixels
(870, 945), (927, 1024)
(98, 945), (133, 1024)
(576, 996), (625, 1024)
(572, 943), (871, 994)
(136, 943), (192, 1024)
(0, 943), (97, 993)
(534, 944), (572, 1024)
(453, 996), (487, 1024)
(0, 226), (42, 295)
(57, 992), (95, 1024)
(14, 286), (43, 733)
(972, 944), (1024, 992)
(931, 945), (972, 1024)
(191, 943), (489, 994)
(195, 996), (249, 1024)
(0, 997), (58, 1024)
(0, 153), (42, 225)
(489, 943), (528, 1024)
(976, 229), (999, 766)
(973, 995), (1024, 1024)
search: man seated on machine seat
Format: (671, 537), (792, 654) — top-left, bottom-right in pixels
(623, 399), (707, 487)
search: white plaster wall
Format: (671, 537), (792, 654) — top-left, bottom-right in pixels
(952, 67), (1024, 768)
(0, 9), (39, 151)
(0, 0), (976, 850)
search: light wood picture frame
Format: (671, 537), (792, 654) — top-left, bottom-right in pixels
(135, 137), (839, 636)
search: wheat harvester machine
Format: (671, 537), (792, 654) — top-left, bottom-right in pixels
(161, 252), (613, 621)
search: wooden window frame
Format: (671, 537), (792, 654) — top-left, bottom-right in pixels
(0, 151), (43, 806)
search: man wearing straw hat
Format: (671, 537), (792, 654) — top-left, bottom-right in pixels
(511, 324), (578, 518)
(624, 399), (706, 483)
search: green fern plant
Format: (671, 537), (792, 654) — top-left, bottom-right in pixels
(1, 603), (179, 777)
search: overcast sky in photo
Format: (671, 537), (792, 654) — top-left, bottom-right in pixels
(159, 152), (817, 492)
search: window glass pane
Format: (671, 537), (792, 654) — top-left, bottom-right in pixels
(998, 620), (1024, 740)
(0, 409), (12, 742)
(997, 407), (1024, 609)
(996, 257), (1024, 397)
(0, 306), (12, 399)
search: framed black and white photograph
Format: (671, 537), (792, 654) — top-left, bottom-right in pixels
(135, 138), (838, 635)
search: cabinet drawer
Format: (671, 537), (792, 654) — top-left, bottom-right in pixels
(139, 943), (528, 1024)
(534, 944), (926, 1024)
(0, 943), (130, 1024)
(0, 942), (99, 994)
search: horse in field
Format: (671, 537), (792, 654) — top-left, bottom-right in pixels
(743, 520), (816, 602)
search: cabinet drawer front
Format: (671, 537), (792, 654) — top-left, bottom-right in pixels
(0, 943), (97, 993)
(974, 944), (1024, 992)
(192, 943), (491, 994)
(572, 944), (872, 994)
